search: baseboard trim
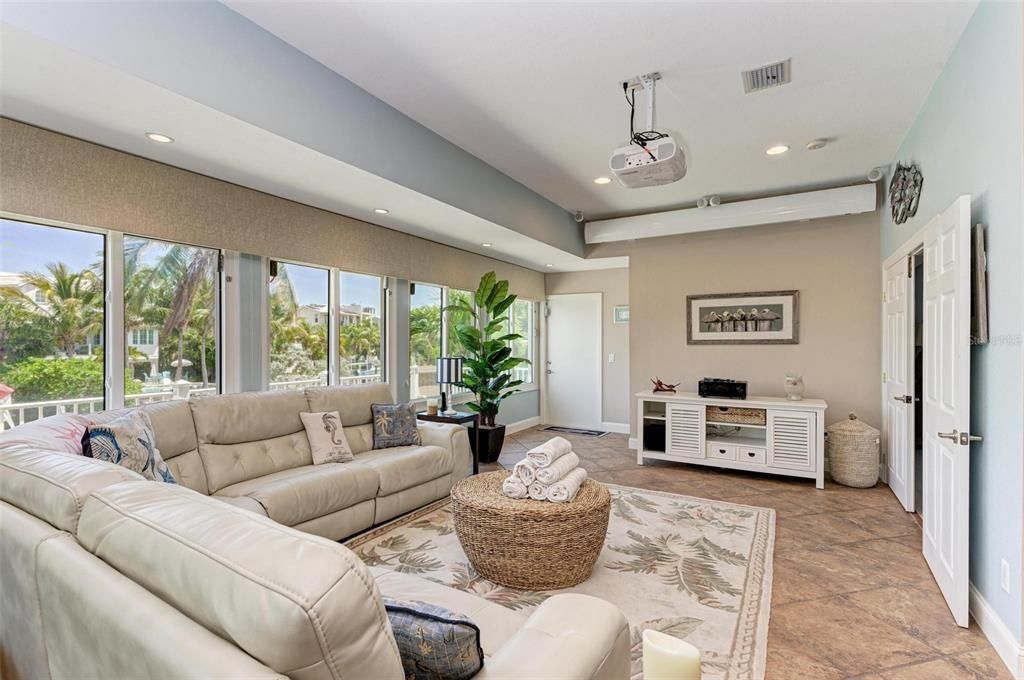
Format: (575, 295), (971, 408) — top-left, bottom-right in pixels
(504, 416), (541, 435)
(601, 422), (630, 434)
(969, 583), (1024, 678)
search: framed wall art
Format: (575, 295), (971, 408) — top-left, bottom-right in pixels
(687, 290), (799, 345)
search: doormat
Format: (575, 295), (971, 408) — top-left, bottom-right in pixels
(542, 425), (608, 437)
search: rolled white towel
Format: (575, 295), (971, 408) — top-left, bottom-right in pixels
(534, 452), (580, 485)
(546, 468), (588, 503)
(526, 436), (572, 468)
(502, 475), (529, 499)
(528, 481), (549, 501)
(512, 459), (537, 485)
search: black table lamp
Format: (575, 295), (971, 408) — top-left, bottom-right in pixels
(436, 356), (464, 416)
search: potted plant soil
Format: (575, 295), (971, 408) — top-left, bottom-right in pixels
(444, 272), (530, 463)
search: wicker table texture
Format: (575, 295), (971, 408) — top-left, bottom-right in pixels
(450, 470), (611, 590)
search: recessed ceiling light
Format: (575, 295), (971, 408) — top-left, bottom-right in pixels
(545, 264), (554, 268)
(594, 177), (612, 185)
(481, 243), (492, 247)
(765, 145), (789, 156)
(145, 132), (174, 144)
(806, 138), (828, 151)
(373, 208), (389, 214)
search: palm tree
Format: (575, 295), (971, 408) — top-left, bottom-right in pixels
(162, 250), (217, 381)
(20, 263), (103, 358)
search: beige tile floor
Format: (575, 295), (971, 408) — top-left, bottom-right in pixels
(481, 426), (1011, 680)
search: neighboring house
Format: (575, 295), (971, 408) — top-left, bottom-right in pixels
(339, 303), (376, 326)
(297, 303), (328, 326)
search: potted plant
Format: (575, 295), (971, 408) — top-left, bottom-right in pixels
(445, 271), (530, 463)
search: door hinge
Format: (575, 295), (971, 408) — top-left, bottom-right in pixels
(217, 253), (225, 273)
(907, 254), (913, 277)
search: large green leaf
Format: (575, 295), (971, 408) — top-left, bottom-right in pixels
(475, 272), (497, 308)
(491, 293), (516, 319)
(485, 280), (509, 310)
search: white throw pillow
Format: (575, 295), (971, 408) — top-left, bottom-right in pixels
(300, 411), (354, 464)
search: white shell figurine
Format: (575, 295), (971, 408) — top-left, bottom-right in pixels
(784, 374), (805, 401)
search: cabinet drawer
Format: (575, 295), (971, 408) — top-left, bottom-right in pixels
(706, 442), (737, 461)
(739, 447), (766, 465)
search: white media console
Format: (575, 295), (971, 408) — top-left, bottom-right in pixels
(635, 390), (828, 489)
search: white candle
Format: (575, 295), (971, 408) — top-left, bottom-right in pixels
(642, 629), (701, 679)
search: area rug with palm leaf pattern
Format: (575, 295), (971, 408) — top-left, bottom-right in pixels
(346, 484), (774, 680)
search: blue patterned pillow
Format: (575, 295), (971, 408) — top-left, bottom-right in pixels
(382, 596), (483, 680)
(83, 410), (176, 484)
(371, 402), (421, 449)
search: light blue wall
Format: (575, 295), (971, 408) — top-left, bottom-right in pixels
(496, 389), (540, 426)
(881, 0), (1024, 639)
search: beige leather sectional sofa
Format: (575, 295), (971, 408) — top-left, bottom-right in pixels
(0, 384), (631, 680)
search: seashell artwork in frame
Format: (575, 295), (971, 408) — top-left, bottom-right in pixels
(687, 290), (799, 345)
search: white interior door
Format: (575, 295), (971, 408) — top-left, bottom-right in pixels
(545, 293), (602, 429)
(922, 195), (972, 627)
(884, 257), (915, 511)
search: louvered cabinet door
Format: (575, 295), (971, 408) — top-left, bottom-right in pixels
(767, 410), (816, 471)
(666, 403), (705, 459)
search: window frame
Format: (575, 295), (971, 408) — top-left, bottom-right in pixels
(336, 268), (386, 387)
(267, 257), (332, 390)
(506, 298), (538, 389)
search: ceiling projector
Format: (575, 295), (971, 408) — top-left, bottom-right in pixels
(610, 135), (686, 188)
(609, 71), (687, 189)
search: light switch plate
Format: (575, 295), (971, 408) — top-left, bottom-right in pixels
(608, 353), (615, 363)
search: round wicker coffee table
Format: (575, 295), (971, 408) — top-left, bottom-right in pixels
(450, 470), (611, 590)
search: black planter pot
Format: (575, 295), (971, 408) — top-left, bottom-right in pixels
(470, 424), (506, 464)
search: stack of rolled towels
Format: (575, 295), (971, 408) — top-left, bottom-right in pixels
(501, 436), (588, 503)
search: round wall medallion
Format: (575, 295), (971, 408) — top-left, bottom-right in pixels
(888, 162), (924, 225)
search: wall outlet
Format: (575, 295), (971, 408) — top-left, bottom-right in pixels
(608, 353), (615, 363)
(1001, 559), (1011, 593)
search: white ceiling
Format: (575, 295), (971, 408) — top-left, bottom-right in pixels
(0, 22), (624, 273)
(229, 1), (977, 220)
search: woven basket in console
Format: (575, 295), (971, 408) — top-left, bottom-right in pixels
(450, 471), (610, 590)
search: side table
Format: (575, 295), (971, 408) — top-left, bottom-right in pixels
(416, 411), (480, 475)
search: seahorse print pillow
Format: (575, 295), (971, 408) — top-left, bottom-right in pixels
(300, 411), (355, 464)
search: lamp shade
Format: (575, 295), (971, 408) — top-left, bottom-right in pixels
(436, 356), (464, 385)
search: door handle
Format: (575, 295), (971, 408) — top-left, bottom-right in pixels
(893, 395), (913, 403)
(937, 430), (959, 442)
(938, 430), (985, 445)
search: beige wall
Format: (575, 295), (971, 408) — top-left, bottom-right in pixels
(544, 268), (630, 425)
(588, 212), (881, 434)
(0, 119), (544, 299)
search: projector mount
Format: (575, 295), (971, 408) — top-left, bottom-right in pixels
(622, 72), (667, 160)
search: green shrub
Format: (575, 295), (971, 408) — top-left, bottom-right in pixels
(0, 357), (142, 403)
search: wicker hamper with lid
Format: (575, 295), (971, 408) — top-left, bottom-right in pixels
(827, 413), (881, 488)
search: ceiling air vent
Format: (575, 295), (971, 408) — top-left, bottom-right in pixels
(742, 58), (791, 94)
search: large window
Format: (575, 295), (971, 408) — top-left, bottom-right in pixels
(124, 236), (220, 399)
(339, 271), (384, 384)
(508, 298), (535, 385)
(409, 283), (442, 398)
(269, 261), (329, 388)
(444, 288), (475, 396)
(0, 219), (106, 424)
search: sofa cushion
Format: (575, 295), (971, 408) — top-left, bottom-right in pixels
(213, 494), (269, 516)
(371, 569), (525, 658)
(305, 383), (393, 426)
(84, 410), (177, 484)
(76, 480), (404, 680)
(137, 400), (208, 494)
(191, 391), (313, 493)
(353, 445), (452, 496)
(191, 390), (308, 444)
(371, 403), (421, 449)
(300, 411), (354, 464)
(215, 464), (379, 527)
(383, 596), (484, 680)
(0, 413), (96, 456)
(0, 449), (142, 532)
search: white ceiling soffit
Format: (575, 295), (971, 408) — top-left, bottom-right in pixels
(586, 185), (877, 244)
(0, 21), (618, 273)
(228, 1), (977, 220)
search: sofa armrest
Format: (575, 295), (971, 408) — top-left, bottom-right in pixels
(417, 421), (473, 481)
(476, 593), (631, 680)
